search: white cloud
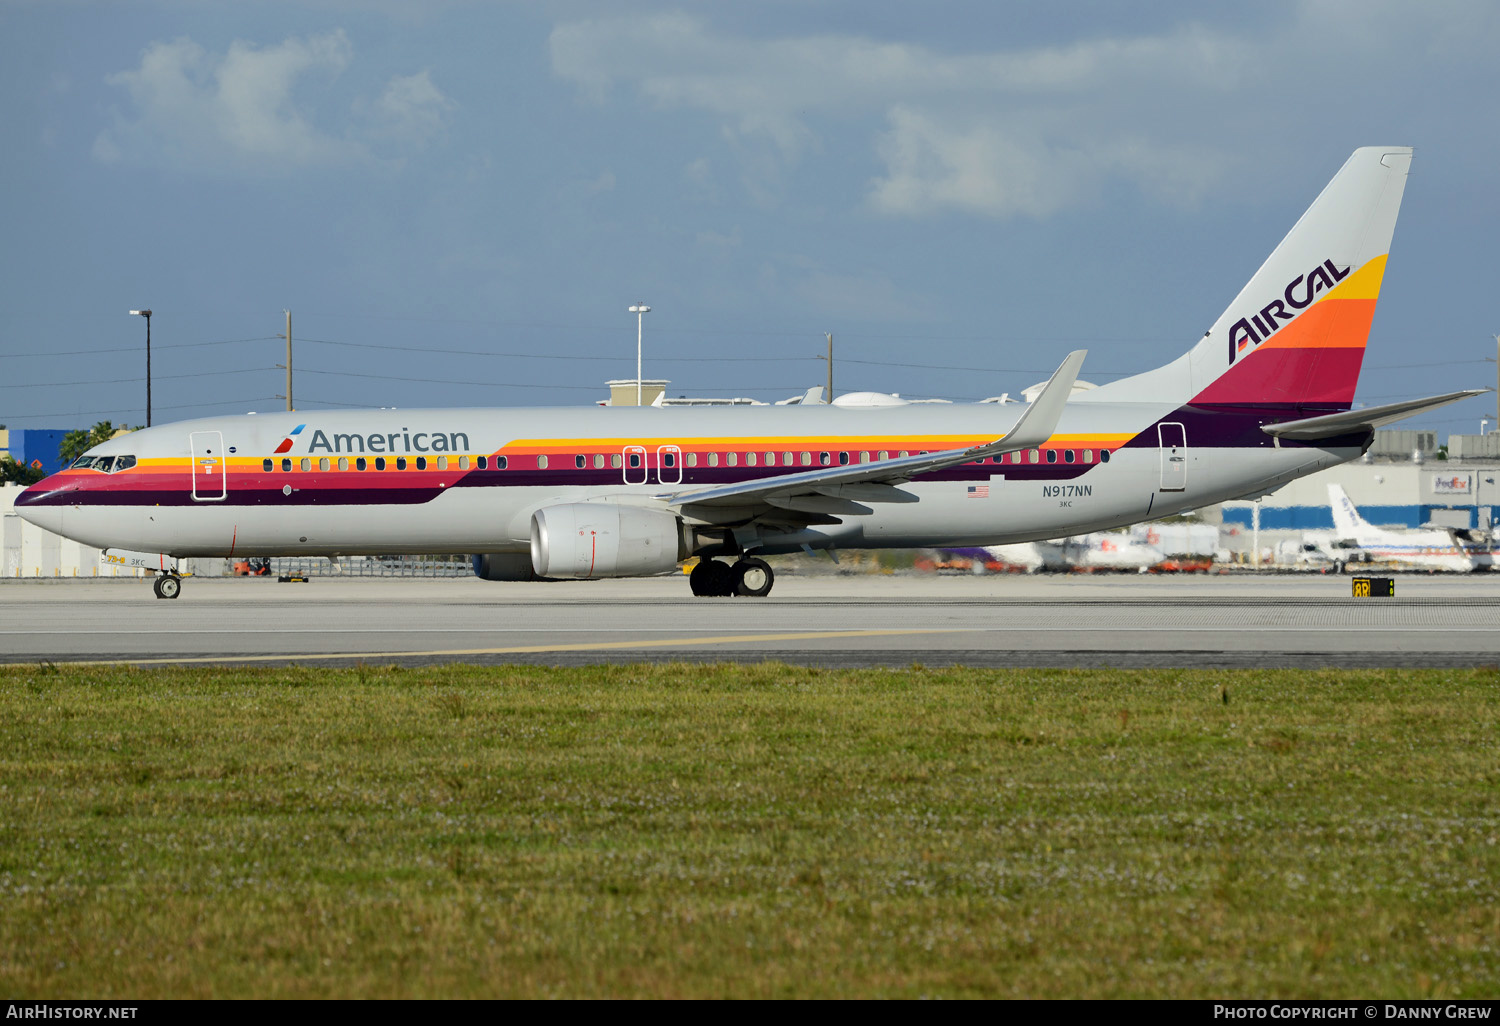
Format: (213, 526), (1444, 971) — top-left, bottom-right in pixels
(549, 7), (1498, 219)
(364, 70), (455, 147)
(94, 31), (453, 172)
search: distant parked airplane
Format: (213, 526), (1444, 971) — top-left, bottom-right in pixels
(1323, 484), (1480, 572)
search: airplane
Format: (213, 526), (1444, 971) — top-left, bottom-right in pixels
(1322, 483), (1481, 572)
(14, 147), (1487, 600)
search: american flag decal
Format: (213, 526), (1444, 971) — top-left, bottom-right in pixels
(967, 485), (989, 498)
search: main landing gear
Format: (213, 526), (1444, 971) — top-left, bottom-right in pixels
(152, 572), (182, 600)
(689, 557), (775, 598)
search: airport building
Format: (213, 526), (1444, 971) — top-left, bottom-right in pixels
(0, 427), (72, 476)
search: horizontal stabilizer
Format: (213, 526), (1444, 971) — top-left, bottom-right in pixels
(1261, 389), (1488, 440)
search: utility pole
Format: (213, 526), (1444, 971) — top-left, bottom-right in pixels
(816, 332), (833, 402)
(277, 310), (293, 411)
(825, 332), (833, 401)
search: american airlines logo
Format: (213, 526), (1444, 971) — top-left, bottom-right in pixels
(305, 428), (472, 454)
(272, 424), (305, 454)
(1227, 258), (1350, 364)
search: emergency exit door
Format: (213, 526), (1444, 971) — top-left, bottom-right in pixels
(190, 430), (227, 501)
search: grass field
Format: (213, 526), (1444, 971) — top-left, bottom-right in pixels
(0, 662), (1496, 998)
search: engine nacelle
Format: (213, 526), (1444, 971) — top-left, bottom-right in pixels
(531, 503), (684, 579)
(471, 552), (547, 581)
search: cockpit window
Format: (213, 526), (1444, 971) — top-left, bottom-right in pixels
(70, 454), (135, 473)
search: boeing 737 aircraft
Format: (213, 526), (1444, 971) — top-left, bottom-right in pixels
(14, 147), (1485, 599)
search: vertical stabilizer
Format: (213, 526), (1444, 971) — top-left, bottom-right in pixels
(1082, 147), (1412, 408)
(1328, 484), (1371, 539)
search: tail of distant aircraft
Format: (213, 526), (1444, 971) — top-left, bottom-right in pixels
(1328, 484), (1372, 539)
(1084, 147), (1412, 409)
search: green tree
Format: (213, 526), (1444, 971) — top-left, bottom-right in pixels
(0, 456), (45, 486)
(58, 421), (132, 467)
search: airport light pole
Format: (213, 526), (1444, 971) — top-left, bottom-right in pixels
(129, 309), (152, 426)
(629, 303), (651, 406)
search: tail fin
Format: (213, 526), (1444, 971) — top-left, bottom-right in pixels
(1328, 484), (1371, 538)
(1084, 147), (1412, 408)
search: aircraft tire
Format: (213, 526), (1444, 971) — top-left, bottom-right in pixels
(154, 574), (181, 600)
(690, 559), (735, 598)
(732, 557), (774, 598)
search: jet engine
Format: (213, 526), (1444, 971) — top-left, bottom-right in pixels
(471, 552), (547, 581)
(531, 503), (685, 579)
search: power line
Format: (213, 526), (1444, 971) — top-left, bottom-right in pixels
(0, 336), (279, 360)
(0, 367), (270, 389)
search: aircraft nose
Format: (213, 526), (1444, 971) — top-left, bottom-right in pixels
(13, 475), (69, 533)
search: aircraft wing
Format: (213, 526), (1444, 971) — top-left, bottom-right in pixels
(1261, 389), (1488, 440)
(663, 350), (1086, 513)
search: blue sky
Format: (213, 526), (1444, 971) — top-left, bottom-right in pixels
(3, 1), (1498, 434)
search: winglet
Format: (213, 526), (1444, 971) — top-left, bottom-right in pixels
(996, 350), (1087, 451)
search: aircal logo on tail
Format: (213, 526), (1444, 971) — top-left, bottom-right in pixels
(1227, 259), (1350, 363)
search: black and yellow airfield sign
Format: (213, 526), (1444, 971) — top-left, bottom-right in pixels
(1352, 576), (1395, 598)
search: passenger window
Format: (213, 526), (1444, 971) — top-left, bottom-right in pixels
(663, 452), (676, 468)
(727, 452), (738, 467)
(610, 454), (621, 469)
(708, 453), (719, 467)
(459, 456), (470, 470)
(1046, 450), (1057, 464)
(860, 452), (870, 463)
(686, 453), (697, 468)
(838, 452), (849, 466)
(1028, 450), (1039, 464)
(878, 451), (888, 461)
(593, 454), (604, 469)
(420, 456), (433, 470)
(477, 456), (488, 470)
(318, 457), (330, 472)
(375, 457), (387, 471)
(263, 459), (273, 473)
(1064, 450), (1075, 464)
(801, 452), (812, 466)
(496, 456), (508, 470)
(628, 453), (640, 469)
(575, 455), (586, 469)
(1082, 450), (1093, 464)
(357, 457), (368, 471)
(536, 455), (547, 470)
(746, 452), (757, 467)
(899, 451), (909, 458)
(1101, 450), (1111, 464)
(301, 458), (311, 472)
(436, 456), (448, 471)
(782, 452), (792, 466)
(281, 458), (292, 473)
(338, 457), (349, 471)
(396, 457), (408, 470)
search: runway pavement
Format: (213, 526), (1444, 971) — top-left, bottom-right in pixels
(3, 570), (1498, 669)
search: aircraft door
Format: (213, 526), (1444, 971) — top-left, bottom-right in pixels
(656, 445), (682, 486)
(622, 445), (647, 485)
(190, 430), (228, 501)
(1158, 422), (1186, 492)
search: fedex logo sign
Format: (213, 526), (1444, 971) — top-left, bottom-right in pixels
(1227, 259), (1350, 363)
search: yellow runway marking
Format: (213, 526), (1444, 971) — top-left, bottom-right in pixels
(8, 628), (962, 667)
